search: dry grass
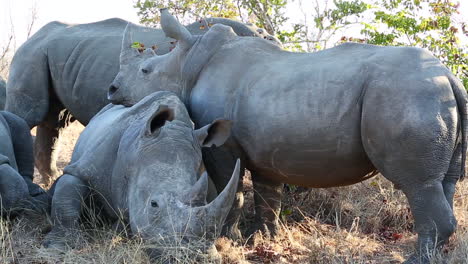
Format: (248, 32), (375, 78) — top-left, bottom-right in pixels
(1, 121), (467, 263)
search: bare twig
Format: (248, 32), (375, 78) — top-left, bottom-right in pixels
(26, 2), (38, 39)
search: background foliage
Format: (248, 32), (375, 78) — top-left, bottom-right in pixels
(134, 0), (468, 88)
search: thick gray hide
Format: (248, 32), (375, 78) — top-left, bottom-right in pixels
(109, 10), (468, 263)
(5, 17), (274, 183)
(0, 78), (5, 109)
(45, 91), (239, 250)
(6, 18), (274, 127)
(0, 111), (47, 213)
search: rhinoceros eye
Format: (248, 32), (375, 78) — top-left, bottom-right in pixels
(151, 200), (159, 208)
(141, 68), (149, 74)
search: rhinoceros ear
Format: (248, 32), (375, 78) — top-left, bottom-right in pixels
(194, 119), (232, 147)
(160, 8), (195, 50)
(146, 105), (175, 135)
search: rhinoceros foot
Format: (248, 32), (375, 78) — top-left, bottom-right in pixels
(30, 192), (51, 213)
(402, 253), (433, 264)
(146, 243), (221, 264)
(23, 179), (51, 214)
(220, 222), (242, 241)
(245, 220), (278, 240)
(42, 228), (77, 251)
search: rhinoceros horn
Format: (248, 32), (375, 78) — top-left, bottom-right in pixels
(204, 159), (240, 230)
(174, 159), (240, 237)
(120, 22), (138, 65)
(160, 8), (196, 50)
(182, 172), (209, 206)
(121, 23), (156, 65)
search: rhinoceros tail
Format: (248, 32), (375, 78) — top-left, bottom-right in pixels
(449, 74), (468, 180)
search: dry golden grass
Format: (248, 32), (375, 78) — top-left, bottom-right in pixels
(1, 121), (466, 263)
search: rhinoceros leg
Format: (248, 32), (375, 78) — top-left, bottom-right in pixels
(361, 90), (459, 264)
(0, 111), (48, 201)
(35, 108), (74, 186)
(442, 143), (462, 210)
(402, 184), (455, 264)
(43, 174), (89, 250)
(202, 146), (245, 239)
(251, 173), (283, 236)
(0, 163), (35, 214)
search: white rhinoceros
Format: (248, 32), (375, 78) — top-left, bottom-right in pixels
(44, 91), (240, 255)
(5, 17), (277, 185)
(107, 9), (468, 263)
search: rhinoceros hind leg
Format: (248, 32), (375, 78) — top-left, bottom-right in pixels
(43, 174), (89, 249)
(403, 183), (455, 264)
(35, 108), (74, 186)
(202, 146), (245, 240)
(250, 173), (283, 237)
(361, 81), (460, 263)
(442, 143), (463, 210)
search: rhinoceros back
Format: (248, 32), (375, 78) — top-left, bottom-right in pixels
(7, 17), (269, 127)
(44, 19), (166, 124)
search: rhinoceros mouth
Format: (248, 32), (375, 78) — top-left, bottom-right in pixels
(110, 98), (135, 107)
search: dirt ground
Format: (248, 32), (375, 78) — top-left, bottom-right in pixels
(1, 121), (467, 263)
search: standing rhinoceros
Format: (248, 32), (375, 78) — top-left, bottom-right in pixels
(0, 78), (5, 109)
(107, 9), (468, 263)
(5, 17), (276, 185)
(0, 111), (49, 214)
(44, 91), (240, 253)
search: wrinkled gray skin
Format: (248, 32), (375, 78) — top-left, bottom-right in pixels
(0, 78), (5, 109)
(0, 111), (48, 215)
(44, 91), (240, 253)
(108, 9), (468, 263)
(5, 17), (276, 185)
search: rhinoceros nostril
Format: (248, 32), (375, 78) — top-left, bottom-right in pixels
(109, 85), (118, 95)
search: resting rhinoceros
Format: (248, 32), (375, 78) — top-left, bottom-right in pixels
(107, 9), (468, 263)
(0, 78), (5, 109)
(0, 111), (49, 214)
(44, 91), (240, 253)
(5, 17), (277, 185)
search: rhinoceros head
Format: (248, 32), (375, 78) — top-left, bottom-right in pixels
(108, 8), (280, 106)
(121, 93), (239, 246)
(107, 23), (159, 106)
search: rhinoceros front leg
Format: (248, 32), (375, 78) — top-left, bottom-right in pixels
(43, 174), (89, 250)
(35, 108), (74, 186)
(251, 173), (283, 237)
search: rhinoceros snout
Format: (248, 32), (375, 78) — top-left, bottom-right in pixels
(107, 83), (123, 104)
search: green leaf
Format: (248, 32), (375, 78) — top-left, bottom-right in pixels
(131, 42), (142, 49)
